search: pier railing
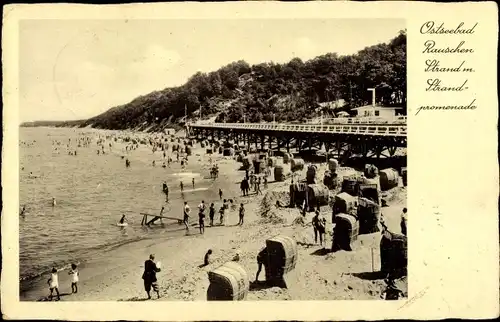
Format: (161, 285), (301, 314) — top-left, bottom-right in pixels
(305, 116), (407, 125)
(190, 122), (407, 137)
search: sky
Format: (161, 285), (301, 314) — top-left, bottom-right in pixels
(19, 19), (405, 122)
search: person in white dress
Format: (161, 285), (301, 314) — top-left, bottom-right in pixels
(68, 263), (79, 294)
(47, 267), (60, 301)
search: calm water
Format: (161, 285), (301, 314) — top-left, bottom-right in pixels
(19, 127), (222, 291)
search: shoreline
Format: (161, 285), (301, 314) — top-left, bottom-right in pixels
(20, 127), (407, 301)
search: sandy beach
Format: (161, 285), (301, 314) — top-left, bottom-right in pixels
(22, 129), (407, 301)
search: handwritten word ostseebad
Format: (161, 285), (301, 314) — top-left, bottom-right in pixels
(420, 21), (477, 35)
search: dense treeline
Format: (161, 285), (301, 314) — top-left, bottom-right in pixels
(37, 30), (406, 130)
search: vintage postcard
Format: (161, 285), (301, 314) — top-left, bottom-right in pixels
(2, 1), (498, 320)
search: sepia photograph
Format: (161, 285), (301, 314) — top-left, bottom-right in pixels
(17, 18), (408, 302)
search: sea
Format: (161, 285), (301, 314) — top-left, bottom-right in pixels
(19, 127), (226, 297)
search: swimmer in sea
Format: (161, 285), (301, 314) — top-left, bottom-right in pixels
(119, 214), (127, 225)
(20, 205), (26, 217)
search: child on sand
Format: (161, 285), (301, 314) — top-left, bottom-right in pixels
(47, 267), (60, 301)
(68, 264), (79, 294)
(204, 249), (213, 266)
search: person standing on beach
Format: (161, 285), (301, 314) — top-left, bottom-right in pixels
(180, 181), (184, 192)
(192, 178), (195, 190)
(223, 199), (229, 219)
(209, 203), (215, 226)
(163, 182), (169, 202)
(238, 203), (245, 226)
(255, 247), (268, 282)
(47, 267), (60, 301)
(312, 210), (326, 247)
(68, 264), (79, 294)
(301, 199), (307, 217)
(52, 197), (57, 207)
(183, 201), (191, 231)
(142, 254), (161, 300)
(219, 188), (223, 200)
(256, 177), (262, 195)
(400, 208), (407, 236)
(219, 205), (225, 226)
(240, 180), (246, 196)
(198, 200), (206, 234)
